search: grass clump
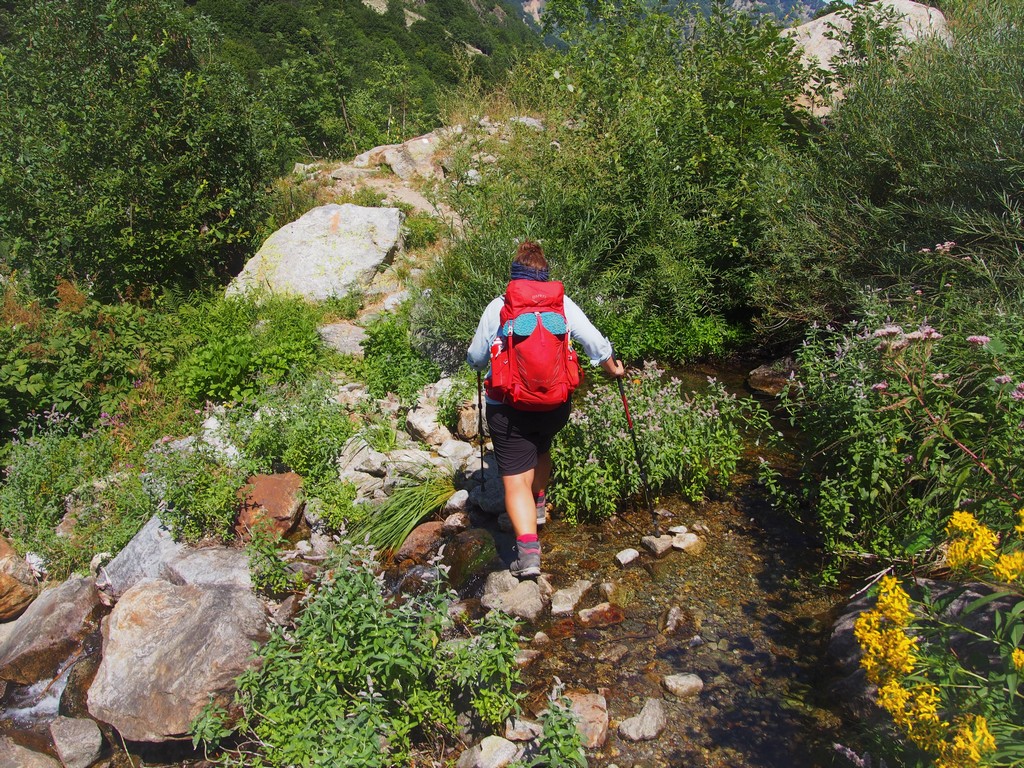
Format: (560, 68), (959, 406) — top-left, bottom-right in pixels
(353, 471), (455, 552)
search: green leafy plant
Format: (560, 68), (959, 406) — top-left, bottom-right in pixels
(145, 444), (247, 543)
(519, 681), (586, 768)
(193, 542), (523, 766)
(436, 365), (477, 433)
(245, 518), (304, 596)
(0, 412), (117, 573)
(550, 363), (773, 524)
(173, 294), (324, 405)
(780, 307), (1024, 576)
(359, 312), (441, 404)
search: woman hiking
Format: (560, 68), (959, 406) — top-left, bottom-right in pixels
(466, 240), (625, 578)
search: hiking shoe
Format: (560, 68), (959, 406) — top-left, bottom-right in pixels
(510, 541), (541, 579)
(535, 493), (547, 526)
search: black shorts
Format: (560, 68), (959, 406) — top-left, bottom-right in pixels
(486, 401), (572, 477)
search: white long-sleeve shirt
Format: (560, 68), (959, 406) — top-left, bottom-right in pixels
(466, 294), (613, 380)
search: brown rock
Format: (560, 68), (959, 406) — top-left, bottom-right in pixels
(0, 577), (103, 685)
(577, 602), (626, 628)
(0, 536), (38, 621)
(747, 358), (796, 397)
(394, 521), (445, 563)
(235, 473), (304, 540)
(564, 691), (608, 748)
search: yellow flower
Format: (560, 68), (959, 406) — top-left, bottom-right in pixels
(1015, 508), (1024, 536)
(905, 686), (948, 752)
(877, 678), (911, 724)
(1012, 647), (1024, 672)
(948, 510), (981, 535)
(946, 518), (998, 569)
(876, 576), (913, 625)
(992, 550), (1024, 583)
(937, 715), (996, 767)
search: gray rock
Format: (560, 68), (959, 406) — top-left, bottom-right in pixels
(200, 414), (240, 464)
(338, 470), (386, 500)
(382, 289), (411, 311)
(0, 738), (60, 768)
(457, 403), (483, 440)
(97, 516), (184, 599)
(456, 735), (519, 768)
(615, 548), (640, 567)
(438, 439), (476, 470)
(87, 579), (269, 742)
(443, 492), (471, 516)
(784, 0), (950, 116)
(334, 382), (370, 408)
(470, 477), (506, 514)
(509, 116), (545, 131)
(318, 322), (368, 357)
(617, 698), (666, 742)
(641, 535), (674, 558)
(667, 525), (689, 535)
(515, 649), (541, 668)
(338, 437), (388, 477)
(49, 716), (103, 768)
(0, 577), (103, 685)
(505, 717), (543, 741)
(226, 204), (403, 301)
(481, 571), (548, 621)
(388, 447), (437, 475)
(161, 547), (252, 590)
(551, 579), (593, 616)
(406, 406), (453, 447)
(673, 532), (706, 555)
(662, 673), (704, 698)
(597, 643), (629, 663)
(442, 510), (470, 532)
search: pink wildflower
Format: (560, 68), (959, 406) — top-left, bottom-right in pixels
(871, 381), (889, 392)
(872, 324), (903, 338)
(995, 375), (1012, 385)
(905, 331), (925, 341)
(967, 335), (990, 345)
(932, 372), (949, 382)
(919, 325), (942, 340)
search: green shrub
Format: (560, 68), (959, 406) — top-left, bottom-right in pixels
(780, 305), (1024, 576)
(436, 365), (477, 432)
(245, 519), (304, 596)
(0, 0), (285, 296)
(0, 413), (116, 570)
(0, 281), (184, 433)
(550, 363), (773, 524)
(145, 444), (247, 543)
(518, 683), (586, 768)
(748, 0), (1024, 337)
(359, 312), (441, 403)
(172, 294), (324, 404)
(194, 542), (523, 766)
(423, 0), (810, 363)
(403, 212), (444, 250)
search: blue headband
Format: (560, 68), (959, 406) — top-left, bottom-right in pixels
(511, 262), (549, 282)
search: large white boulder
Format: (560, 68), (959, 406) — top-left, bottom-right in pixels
(785, 0), (950, 73)
(87, 578), (269, 742)
(227, 204), (403, 301)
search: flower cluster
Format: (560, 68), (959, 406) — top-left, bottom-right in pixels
(855, 576), (1001, 767)
(946, 511), (999, 570)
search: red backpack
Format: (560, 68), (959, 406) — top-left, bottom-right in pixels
(486, 280), (583, 411)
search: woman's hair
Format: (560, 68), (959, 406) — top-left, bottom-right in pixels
(514, 240), (548, 271)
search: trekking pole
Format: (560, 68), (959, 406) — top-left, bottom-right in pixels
(476, 370), (485, 488)
(613, 348), (660, 537)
